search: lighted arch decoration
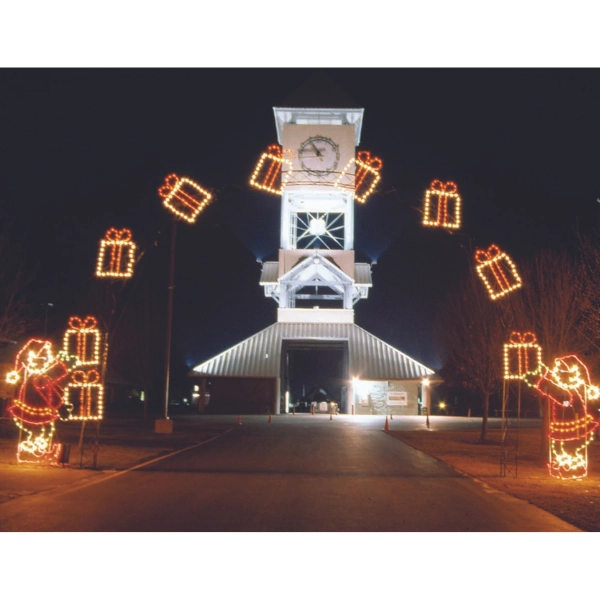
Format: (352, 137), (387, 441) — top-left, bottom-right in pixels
(335, 151), (382, 203)
(5, 339), (69, 463)
(158, 173), (212, 224)
(63, 316), (101, 366)
(96, 228), (136, 278)
(422, 180), (461, 229)
(503, 332), (542, 380)
(475, 244), (522, 300)
(533, 355), (599, 479)
(249, 144), (293, 195)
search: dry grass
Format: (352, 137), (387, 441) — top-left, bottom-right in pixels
(0, 417), (232, 470)
(387, 425), (600, 532)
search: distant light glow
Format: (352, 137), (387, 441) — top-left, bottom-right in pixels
(158, 173), (212, 224)
(96, 228), (136, 278)
(309, 218), (327, 236)
(422, 180), (461, 229)
(475, 244), (522, 300)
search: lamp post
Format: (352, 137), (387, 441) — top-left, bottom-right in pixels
(155, 173), (212, 434)
(162, 218), (177, 419)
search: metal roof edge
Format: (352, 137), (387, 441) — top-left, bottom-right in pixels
(351, 323), (436, 376)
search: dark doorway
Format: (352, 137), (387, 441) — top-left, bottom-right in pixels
(282, 341), (349, 412)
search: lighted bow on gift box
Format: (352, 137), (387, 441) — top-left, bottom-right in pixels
(158, 173), (212, 224)
(96, 228), (137, 278)
(335, 151), (382, 202)
(475, 244), (523, 300)
(249, 144), (293, 195)
(503, 332), (543, 380)
(63, 316), (101, 366)
(64, 369), (104, 421)
(422, 180), (462, 229)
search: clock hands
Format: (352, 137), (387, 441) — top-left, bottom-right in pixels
(309, 141), (323, 159)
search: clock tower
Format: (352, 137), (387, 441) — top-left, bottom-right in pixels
(260, 105), (373, 322)
(192, 85), (435, 417)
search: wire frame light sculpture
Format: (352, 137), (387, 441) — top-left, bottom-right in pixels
(96, 228), (136, 278)
(475, 244), (522, 300)
(5, 339), (69, 463)
(158, 173), (212, 224)
(422, 180), (461, 229)
(249, 144), (293, 195)
(534, 355), (600, 480)
(335, 150), (382, 202)
(503, 332), (543, 380)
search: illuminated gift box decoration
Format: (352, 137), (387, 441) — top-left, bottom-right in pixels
(63, 316), (101, 366)
(158, 173), (212, 224)
(503, 332), (542, 380)
(534, 355), (600, 480)
(335, 151), (382, 203)
(422, 180), (461, 229)
(249, 144), (293, 195)
(96, 228), (136, 278)
(475, 244), (522, 300)
(64, 369), (104, 421)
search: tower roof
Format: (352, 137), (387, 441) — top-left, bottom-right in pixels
(273, 72), (364, 145)
(191, 322), (435, 380)
(277, 71), (362, 109)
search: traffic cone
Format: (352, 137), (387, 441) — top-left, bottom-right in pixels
(384, 415), (390, 431)
(268, 414), (272, 423)
(237, 415), (242, 425)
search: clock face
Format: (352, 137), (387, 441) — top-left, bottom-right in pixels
(298, 135), (340, 176)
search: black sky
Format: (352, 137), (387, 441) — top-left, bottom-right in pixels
(2, 68), (600, 373)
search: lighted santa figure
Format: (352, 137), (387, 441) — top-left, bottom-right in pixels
(533, 355), (599, 480)
(5, 339), (69, 463)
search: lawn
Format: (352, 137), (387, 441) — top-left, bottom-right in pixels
(387, 424), (600, 532)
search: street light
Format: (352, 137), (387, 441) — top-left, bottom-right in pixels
(155, 174), (212, 434)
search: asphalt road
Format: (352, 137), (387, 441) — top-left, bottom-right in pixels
(0, 415), (579, 531)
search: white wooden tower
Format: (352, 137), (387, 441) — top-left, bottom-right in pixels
(259, 105), (373, 323)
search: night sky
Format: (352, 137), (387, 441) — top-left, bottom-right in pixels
(2, 68), (600, 377)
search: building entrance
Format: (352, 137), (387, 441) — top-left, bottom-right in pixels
(281, 341), (349, 413)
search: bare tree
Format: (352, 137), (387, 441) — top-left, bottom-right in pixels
(435, 267), (508, 441)
(438, 247), (596, 448)
(0, 224), (34, 344)
(512, 249), (596, 455)
(576, 232), (600, 360)
(513, 248), (590, 364)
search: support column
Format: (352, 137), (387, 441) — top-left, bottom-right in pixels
(347, 379), (355, 415)
(422, 378), (430, 415)
(274, 377), (281, 415)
